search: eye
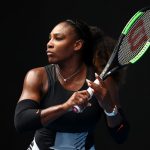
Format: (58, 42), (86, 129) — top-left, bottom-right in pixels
(55, 37), (63, 41)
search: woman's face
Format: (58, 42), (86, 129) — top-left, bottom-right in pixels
(46, 22), (79, 64)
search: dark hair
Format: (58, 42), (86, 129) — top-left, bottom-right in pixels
(63, 20), (127, 85)
(65, 19), (94, 66)
(90, 26), (127, 85)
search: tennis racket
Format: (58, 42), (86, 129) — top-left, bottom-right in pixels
(72, 6), (150, 113)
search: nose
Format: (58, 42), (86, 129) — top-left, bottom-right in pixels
(47, 39), (54, 49)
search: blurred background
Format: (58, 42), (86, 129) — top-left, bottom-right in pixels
(2, 0), (150, 149)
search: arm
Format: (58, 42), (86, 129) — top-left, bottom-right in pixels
(86, 73), (130, 143)
(14, 67), (89, 133)
(14, 67), (69, 133)
(103, 77), (129, 144)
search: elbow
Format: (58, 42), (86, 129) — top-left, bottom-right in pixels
(14, 110), (42, 133)
(114, 128), (130, 144)
(109, 121), (130, 144)
(14, 115), (26, 133)
(14, 100), (42, 133)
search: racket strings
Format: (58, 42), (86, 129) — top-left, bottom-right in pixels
(118, 10), (150, 65)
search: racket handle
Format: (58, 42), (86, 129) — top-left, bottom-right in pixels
(87, 78), (100, 98)
(72, 105), (86, 113)
(72, 79), (100, 113)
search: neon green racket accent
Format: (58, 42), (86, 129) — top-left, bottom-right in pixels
(130, 40), (150, 64)
(122, 11), (143, 35)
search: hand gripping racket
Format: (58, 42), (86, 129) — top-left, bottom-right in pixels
(72, 6), (150, 113)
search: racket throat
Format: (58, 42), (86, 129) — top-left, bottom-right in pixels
(103, 65), (127, 80)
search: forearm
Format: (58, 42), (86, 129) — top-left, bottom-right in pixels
(104, 106), (130, 144)
(14, 99), (42, 133)
(106, 113), (123, 127)
(40, 102), (70, 125)
(103, 103), (123, 127)
(96, 90), (123, 127)
(14, 99), (71, 133)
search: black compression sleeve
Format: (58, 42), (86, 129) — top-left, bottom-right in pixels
(107, 108), (130, 144)
(14, 99), (42, 133)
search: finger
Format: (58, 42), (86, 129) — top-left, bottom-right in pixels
(79, 98), (83, 103)
(75, 91), (86, 97)
(78, 98), (88, 106)
(75, 91), (79, 96)
(87, 102), (92, 107)
(86, 79), (92, 86)
(79, 90), (89, 94)
(77, 90), (90, 98)
(86, 78), (99, 90)
(78, 94), (88, 102)
(95, 73), (105, 87)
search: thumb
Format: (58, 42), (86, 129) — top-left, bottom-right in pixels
(86, 78), (99, 90)
(87, 102), (92, 107)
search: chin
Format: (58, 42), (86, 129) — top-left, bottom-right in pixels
(47, 58), (57, 64)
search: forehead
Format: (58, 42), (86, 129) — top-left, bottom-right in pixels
(51, 22), (75, 35)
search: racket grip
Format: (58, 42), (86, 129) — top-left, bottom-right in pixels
(87, 78), (100, 98)
(72, 105), (85, 113)
(72, 79), (100, 113)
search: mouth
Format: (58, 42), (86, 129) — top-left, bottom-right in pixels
(46, 50), (54, 56)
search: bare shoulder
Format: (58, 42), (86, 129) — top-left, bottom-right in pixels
(24, 67), (47, 85)
(19, 66), (48, 101)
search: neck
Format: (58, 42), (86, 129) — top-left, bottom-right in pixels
(55, 62), (85, 82)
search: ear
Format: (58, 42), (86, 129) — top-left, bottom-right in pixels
(74, 40), (84, 51)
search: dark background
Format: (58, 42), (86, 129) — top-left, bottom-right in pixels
(2, 0), (150, 149)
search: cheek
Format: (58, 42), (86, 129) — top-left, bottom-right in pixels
(55, 41), (74, 55)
